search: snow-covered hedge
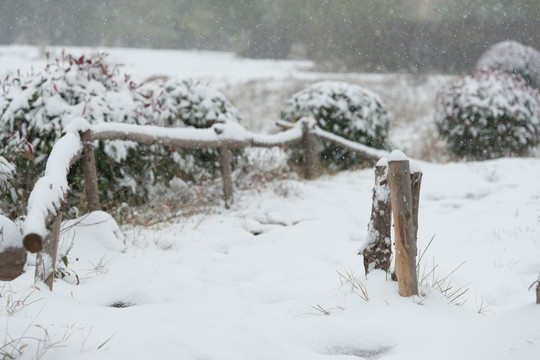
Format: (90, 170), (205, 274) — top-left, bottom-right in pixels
(0, 51), (243, 217)
(0, 156), (14, 194)
(475, 41), (540, 89)
(136, 78), (243, 182)
(0, 51), (143, 215)
(138, 78), (242, 128)
(281, 81), (392, 170)
(435, 70), (540, 160)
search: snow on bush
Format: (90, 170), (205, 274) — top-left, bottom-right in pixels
(0, 51), (244, 217)
(138, 78), (242, 128)
(435, 70), (540, 160)
(0, 214), (21, 251)
(0, 156), (14, 198)
(234, 147), (292, 189)
(136, 77), (244, 182)
(0, 51), (142, 216)
(475, 40), (540, 89)
(281, 81), (392, 170)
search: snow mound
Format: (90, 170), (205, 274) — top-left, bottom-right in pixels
(0, 215), (22, 251)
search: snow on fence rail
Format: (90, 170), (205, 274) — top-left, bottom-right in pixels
(21, 129), (84, 289)
(17, 117), (389, 290)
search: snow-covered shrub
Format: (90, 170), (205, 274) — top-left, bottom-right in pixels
(233, 147), (292, 189)
(136, 78), (243, 181)
(0, 156), (14, 196)
(138, 78), (242, 128)
(435, 70), (540, 160)
(476, 41), (540, 89)
(281, 81), (392, 170)
(0, 51), (145, 215)
(0, 51), (244, 217)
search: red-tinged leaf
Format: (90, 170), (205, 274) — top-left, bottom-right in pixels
(27, 143), (34, 156)
(143, 103), (151, 108)
(20, 151), (35, 161)
(82, 104), (87, 115)
(18, 128), (22, 138)
(76, 55), (85, 65)
(53, 83), (58, 92)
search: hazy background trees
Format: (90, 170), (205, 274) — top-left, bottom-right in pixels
(1, 0), (538, 73)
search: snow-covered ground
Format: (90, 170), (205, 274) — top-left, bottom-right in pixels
(1, 46), (539, 359)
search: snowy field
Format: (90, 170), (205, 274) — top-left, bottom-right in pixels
(1, 46), (540, 359)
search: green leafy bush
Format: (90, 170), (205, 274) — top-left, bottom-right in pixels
(476, 41), (540, 89)
(435, 70), (540, 160)
(281, 81), (392, 170)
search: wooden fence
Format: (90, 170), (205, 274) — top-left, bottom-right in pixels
(16, 117), (389, 290)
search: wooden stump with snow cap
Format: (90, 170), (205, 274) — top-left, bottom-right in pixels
(0, 215), (27, 281)
(388, 150), (419, 297)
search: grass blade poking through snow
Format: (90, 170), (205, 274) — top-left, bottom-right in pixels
(416, 236), (470, 306)
(337, 269), (369, 302)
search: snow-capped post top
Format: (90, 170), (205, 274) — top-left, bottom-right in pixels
(389, 149), (408, 162)
(62, 117), (91, 135)
(409, 159), (422, 174)
(298, 115), (317, 129)
(376, 157), (389, 168)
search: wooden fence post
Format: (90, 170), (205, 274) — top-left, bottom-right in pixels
(34, 212), (62, 290)
(410, 168), (423, 244)
(220, 146), (233, 208)
(302, 121), (322, 179)
(363, 158), (392, 274)
(388, 152), (418, 297)
(80, 130), (101, 212)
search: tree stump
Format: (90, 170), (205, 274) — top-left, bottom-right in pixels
(410, 169), (423, 245)
(363, 159), (392, 274)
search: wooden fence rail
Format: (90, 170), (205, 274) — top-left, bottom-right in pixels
(18, 117), (390, 290)
(21, 130), (83, 289)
